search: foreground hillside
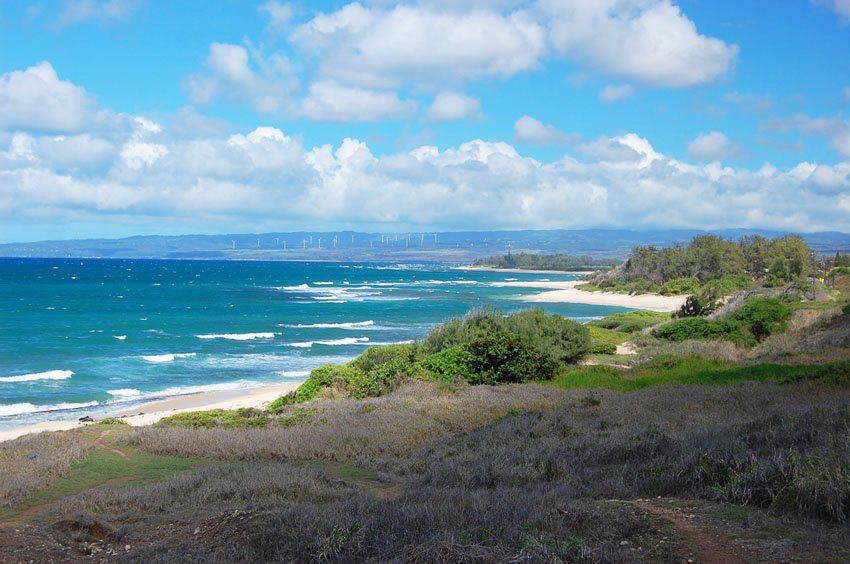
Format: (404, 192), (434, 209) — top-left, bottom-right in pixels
(2, 277), (849, 562)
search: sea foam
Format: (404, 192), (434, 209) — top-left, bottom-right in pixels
(0, 401), (98, 417)
(196, 332), (277, 341)
(0, 370), (74, 384)
(279, 320), (376, 329)
(142, 353), (197, 363)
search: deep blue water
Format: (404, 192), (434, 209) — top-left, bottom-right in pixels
(0, 258), (629, 427)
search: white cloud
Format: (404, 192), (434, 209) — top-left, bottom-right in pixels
(813, 0), (850, 19)
(687, 131), (741, 162)
(514, 115), (578, 145)
(599, 84), (634, 102)
(426, 92), (481, 121)
(291, 4), (546, 88)
(544, 0), (738, 87)
(4, 117), (848, 234)
(765, 113), (850, 159)
(259, 0), (293, 31)
(184, 43), (297, 114)
(0, 62), (97, 133)
(300, 81), (417, 122)
(724, 91), (774, 113)
(56, 0), (142, 27)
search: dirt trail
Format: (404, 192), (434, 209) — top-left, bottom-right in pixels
(0, 431), (133, 529)
(633, 499), (745, 564)
(94, 429), (129, 460)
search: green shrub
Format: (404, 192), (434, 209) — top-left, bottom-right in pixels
(588, 310), (671, 332)
(417, 346), (476, 382)
(418, 307), (503, 355)
(728, 297), (792, 342)
(350, 343), (415, 374)
(464, 331), (557, 384)
(622, 277), (661, 295)
(703, 274), (752, 295)
(502, 310), (591, 364)
(660, 277), (701, 296)
(590, 343), (617, 355)
(98, 417), (128, 425)
(157, 408), (269, 428)
(653, 318), (744, 343)
(677, 290), (722, 318)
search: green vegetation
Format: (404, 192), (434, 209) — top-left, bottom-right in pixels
(472, 252), (617, 271)
(157, 407), (270, 428)
(276, 308), (591, 406)
(655, 296), (793, 346)
(546, 356), (850, 392)
(588, 310), (671, 332)
(96, 417), (128, 425)
(584, 234), (810, 294)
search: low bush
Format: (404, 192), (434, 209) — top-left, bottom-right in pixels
(728, 297), (793, 342)
(416, 346), (476, 382)
(590, 343), (617, 355)
(157, 408), (269, 429)
(653, 318), (745, 343)
(660, 276), (701, 296)
(464, 331), (558, 384)
(97, 418), (128, 425)
(589, 310), (671, 333)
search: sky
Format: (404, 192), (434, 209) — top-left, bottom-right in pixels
(0, 0), (849, 243)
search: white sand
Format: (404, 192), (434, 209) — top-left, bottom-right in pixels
(0, 381), (302, 443)
(493, 280), (688, 311)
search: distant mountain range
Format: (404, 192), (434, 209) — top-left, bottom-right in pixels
(1, 228), (848, 262)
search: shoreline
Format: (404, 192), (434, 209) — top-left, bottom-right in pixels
(455, 265), (594, 275)
(493, 280), (688, 311)
(0, 380), (302, 443)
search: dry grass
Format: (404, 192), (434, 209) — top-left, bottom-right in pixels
(42, 380), (850, 563)
(127, 381), (568, 464)
(0, 430), (93, 507)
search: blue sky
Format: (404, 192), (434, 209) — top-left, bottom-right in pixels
(0, 0), (848, 242)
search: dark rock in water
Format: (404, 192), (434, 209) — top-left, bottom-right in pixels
(78, 416), (94, 422)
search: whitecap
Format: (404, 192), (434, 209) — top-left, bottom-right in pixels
(0, 370), (74, 384)
(313, 281), (334, 285)
(277, 370), (311, 378)
(107, 388), (142, 397)
(114, 335), (127, 341)
(196, 333), (277, 341)
(278, 320), (376, 329)
(0, 401), (98, 417)
(142, 353), (197, 363)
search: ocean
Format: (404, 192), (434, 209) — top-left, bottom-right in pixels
(0, 258), (629, 429)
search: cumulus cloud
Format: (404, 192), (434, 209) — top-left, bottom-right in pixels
(543, 0), (738, 87)
(259, 0), (293, 31)
(291, 4), (546, 89)
(514, 115), (578, 145)
(300, 81), (417, 122)
(764, 113), (850, 159)
(56, 0), (142, 27)
(426, 92), (481, 121)
(0, 62), (97, 133)
(599, 84), (634, 102)
(184, 42), (297, 114)
(813, 0), (850, 20)
(724, 91), (774, 113)
(687, 131), (742, 162)
(3, 112), (848, 234)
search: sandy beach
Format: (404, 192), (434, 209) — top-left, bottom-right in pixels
(455, 265), (593, 275)
(493, 280), (688, 311)
(0, 381), (302, 443)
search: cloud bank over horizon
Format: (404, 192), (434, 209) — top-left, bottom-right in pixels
(0, 1), (848, 241)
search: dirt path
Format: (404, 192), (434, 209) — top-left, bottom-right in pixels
(94, 429), (129, 460)
(633, 499), (745, 564)
(0, 431), (133, 529)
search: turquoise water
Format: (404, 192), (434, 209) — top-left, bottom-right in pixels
(0, 258), (629, 428)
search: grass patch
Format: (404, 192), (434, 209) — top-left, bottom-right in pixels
(545, 357), (850, 392)
(157, 408), (270, 428)
(589, 310), (671, 332)
(9, 446), (208, 516)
